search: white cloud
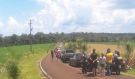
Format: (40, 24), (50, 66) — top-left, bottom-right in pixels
(2, 0), (135, 36)
(0, 20), (3, 28)
(1, 17), (29, 36)
(0, 20), (4, 35)
(7, 17), (19, 27)
(34, 0), (135, 33)
(112, 9), (135, 23)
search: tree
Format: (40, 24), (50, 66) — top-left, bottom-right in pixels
(0, 34), (3, 46)
(10, 34), (18, 45)
(19, 34), (29, 45)
(0, 32), (135, 47)
(124, 42), (134, 67)
(34, 32), (45, 44)
(82, 43), (87, 53)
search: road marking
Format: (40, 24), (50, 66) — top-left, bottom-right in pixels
(40, 55), (53, 79)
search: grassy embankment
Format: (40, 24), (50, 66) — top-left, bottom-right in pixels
(0, 43), (54, 79)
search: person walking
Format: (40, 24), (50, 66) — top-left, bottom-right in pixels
(106, 48), (113, 76)
(51, 50), (54, 61)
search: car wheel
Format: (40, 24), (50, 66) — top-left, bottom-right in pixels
(63, 59), (67, 63)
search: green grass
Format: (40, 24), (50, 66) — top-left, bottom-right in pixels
(122, 69), (135, 77)
(19, 51), (47, 79)
(0, 44), (53, 64)
(0, 45), (29, 64)
(127, 68), (135, 75)
(0, 43), (54, 79)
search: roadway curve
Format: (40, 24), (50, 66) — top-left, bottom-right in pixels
(40, 54), (135, 79)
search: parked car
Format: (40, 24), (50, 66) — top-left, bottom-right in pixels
(61, 49), (75, 63)
(69, 53), (83, 67)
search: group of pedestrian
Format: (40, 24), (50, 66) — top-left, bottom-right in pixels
(82, 48), (122, 76)
(51, 47), (61, 61)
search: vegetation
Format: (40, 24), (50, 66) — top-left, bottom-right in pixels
(122, 67), (135, 77)
(0, 32), (135, 47)
(0, 45), (29, 64)
(66, 38), (88, 53)
(81, 43), (87, 53)
(66, 42), (76, 50)
(127, 68), (135, 76)
(124, 41), (135, 67)
(67, 40), (135, 67)
(0, 32), (135, 78)
(19, 50), (48, 79)
(0, 44), (54, 79)
(6, 61), (20, 79)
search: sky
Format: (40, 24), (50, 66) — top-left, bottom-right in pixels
(0, 0), (135, 36)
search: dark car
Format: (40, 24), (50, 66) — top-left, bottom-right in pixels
(61, 49), (75, 63)
(69, 53), (83, 67)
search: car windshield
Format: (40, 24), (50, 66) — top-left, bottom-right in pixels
(66, 49), (74, 53)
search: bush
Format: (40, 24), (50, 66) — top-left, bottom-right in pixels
(6, 61), (20, 79)
(66, 42), (76, 50)
(81, 43), (87, 53)
(124, 42), (135, 67)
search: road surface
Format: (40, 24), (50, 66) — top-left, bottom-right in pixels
(41, 54), (135, 79)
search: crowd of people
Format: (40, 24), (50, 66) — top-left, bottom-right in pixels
(82, 48), (123, 76)
(50, 47), (125, 77)
(51, 47), (61, 60)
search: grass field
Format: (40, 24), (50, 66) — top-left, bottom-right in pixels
(0, 45), (30, 64)
(87, 43), (126, 56)
(0, 43), (54, 79)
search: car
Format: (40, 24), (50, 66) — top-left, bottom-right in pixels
(61, 49), (75, 63)
(69, 53), (83, 67)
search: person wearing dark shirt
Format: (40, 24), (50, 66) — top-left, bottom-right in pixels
(113, 50), (121, 75)
(82, 52), (88, 74)
(90, 49), (98, 76)
(51, 50), (54, 61)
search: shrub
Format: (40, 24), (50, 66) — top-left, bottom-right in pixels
(66, 42), (76, 50)
(124, 42), (134, 67)
(80, 42), (88, 53)
(6, 61), (20, 79)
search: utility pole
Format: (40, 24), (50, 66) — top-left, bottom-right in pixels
(29, 19), (33, 53)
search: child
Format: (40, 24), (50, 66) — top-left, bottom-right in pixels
(99, 53), (106, 76)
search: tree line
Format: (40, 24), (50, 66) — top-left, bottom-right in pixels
(0, 32), (135, 47)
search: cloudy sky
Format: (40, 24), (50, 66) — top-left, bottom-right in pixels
(0, 0), (135, 36)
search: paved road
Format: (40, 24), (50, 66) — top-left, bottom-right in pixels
(41, 54), (135, 79)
